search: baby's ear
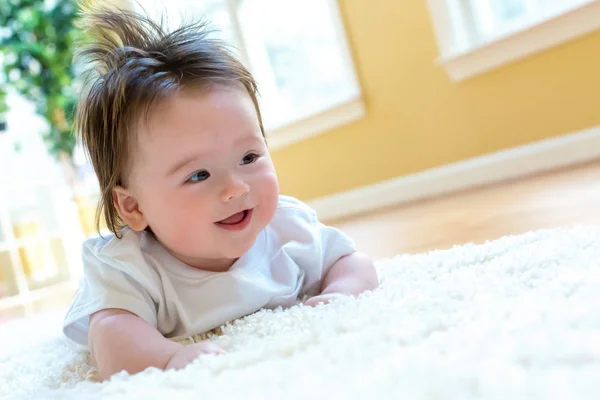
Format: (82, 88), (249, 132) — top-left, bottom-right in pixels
(112, 186), (148, 231)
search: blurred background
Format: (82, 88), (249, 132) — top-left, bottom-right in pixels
(0, 0), (599, 321)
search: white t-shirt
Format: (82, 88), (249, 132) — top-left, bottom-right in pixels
(63, 195), (355, 347)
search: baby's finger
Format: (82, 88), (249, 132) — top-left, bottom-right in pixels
(196, 342), (227, 354)
(304, 293), (345, 307)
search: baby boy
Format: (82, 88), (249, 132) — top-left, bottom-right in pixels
(63, 7), (378, 381)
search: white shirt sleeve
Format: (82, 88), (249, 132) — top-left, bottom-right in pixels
(63, 236), (158, 347)
(273, 196), (356, 296)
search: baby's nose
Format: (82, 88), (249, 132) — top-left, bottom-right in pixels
(220, 176), (250, 202)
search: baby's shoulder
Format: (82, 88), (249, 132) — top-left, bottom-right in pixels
(81, 228), (152, 269)
(266, 195), (322, 244)
(274, 195), (318, 223)
(82, 227), (138, 254)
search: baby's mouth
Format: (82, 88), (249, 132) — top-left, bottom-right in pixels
(215, 209), (253, 229)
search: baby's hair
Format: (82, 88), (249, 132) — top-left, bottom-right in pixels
(75, 4), (263, 236)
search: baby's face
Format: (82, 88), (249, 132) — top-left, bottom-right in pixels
(125, 86), (279, 270)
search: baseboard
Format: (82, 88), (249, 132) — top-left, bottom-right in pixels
(308, 125), (600, 222)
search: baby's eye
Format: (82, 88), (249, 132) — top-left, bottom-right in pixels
(187, 170), (210, 183)
(240, 152), (260, 165)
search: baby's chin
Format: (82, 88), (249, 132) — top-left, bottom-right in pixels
(217, 241), (256, 261)
(162, 226), (262, 269)
(172, 252), (239, 272)
(179, 242), (256, 270)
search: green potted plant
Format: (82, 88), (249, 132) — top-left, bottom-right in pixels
(0, 0), (82, 175)
(0, 89), (7, 131)
(0, 0), (105, 238)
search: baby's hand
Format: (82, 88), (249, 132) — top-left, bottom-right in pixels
(165, 341), (226, 371)
(304, 293), (348, 307)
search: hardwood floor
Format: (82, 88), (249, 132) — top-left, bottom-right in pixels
(1, 160), (599, 323)
(329, 160), (600, 259)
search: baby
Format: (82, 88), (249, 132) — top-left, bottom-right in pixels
(63, 8), (378, 381)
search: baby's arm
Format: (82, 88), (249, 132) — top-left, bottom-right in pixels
(89, 309), (224, 381)
(304, 252), (378, 306)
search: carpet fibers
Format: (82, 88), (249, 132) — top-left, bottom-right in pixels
(1, 226), (599, 399)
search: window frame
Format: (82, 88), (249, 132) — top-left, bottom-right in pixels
(426, 0), (600, 81)
(123, 0), (365, 150)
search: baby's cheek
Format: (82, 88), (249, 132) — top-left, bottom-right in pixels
(257, 174), (279, 225)
(163, 205), (209, 247)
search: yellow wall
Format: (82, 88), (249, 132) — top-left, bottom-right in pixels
(270, 1), (600, 201)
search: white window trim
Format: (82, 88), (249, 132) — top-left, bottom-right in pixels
(266, 97), (364, 150)
(427, 0), (600, 82)
(256, 0), (364, 150)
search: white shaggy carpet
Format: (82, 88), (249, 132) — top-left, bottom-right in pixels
(1, 226), (600, 400)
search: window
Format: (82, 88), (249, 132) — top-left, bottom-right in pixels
(427, 0), (600, 81)
(467, 0), (593, 41)
(130, 0), (364, 149)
